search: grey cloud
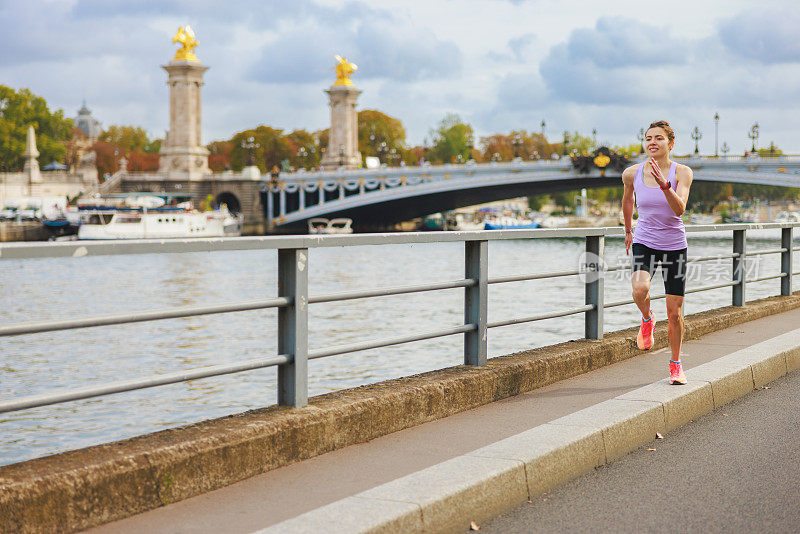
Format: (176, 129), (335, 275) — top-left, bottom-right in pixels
(718, 9), (800, 64)
(251, 18), (462, 84)
(487, 33), (538, 64)
(538, 17), (689, 105)
(565, 17), (688, 68)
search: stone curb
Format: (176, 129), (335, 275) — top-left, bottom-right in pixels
(2, 293), (800, 533)
(260, 328), (800, 534)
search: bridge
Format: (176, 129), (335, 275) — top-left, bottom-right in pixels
(264, 155), (800, 231)
(1, 223), (799, 532)
(107, 155), (800, 234)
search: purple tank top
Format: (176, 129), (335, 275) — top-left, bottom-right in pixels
(632, 161), (687, 250)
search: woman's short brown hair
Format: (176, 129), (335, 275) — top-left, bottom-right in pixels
(646, 120), (675, 143)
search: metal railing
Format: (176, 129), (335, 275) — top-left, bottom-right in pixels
(1, 223), (798, 415)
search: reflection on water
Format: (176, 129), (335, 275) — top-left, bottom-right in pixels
(1, 230), (798, 465)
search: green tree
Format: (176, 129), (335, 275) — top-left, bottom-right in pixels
(428, 113), (474, 164)
(0, 85), (73, 171)
(565, 131), (593, 155)
(358, 109), (407, 164)
(230, 126), (291, 172)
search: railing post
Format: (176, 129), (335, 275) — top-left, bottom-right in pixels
(277, 248), (309, 407)
(464, 240), (488, 366)
(732, 229), (746, 306)
(298, 184), (305, 211)
(781, 227), (793, 296)
(584, 235), (604, 340)
(266, 187), (275, 232)
(279, 188), (287, 218)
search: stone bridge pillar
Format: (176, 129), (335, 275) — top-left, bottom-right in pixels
(158, 60), (210, 179)
(320, 85), (361, 170)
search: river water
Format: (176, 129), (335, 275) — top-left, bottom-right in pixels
(1, 229), (798, 466)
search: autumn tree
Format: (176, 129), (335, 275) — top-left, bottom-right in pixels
(207, 140), (233, 172)
(286, 129), (320, 169)
(0, 85), (73, 171)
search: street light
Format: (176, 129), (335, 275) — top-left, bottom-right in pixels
(540, 119), (546, 136)
(691, 126), (702, 155)
(592, 128), (597, 147)
(377, 141), (388, 163)
(721, 142), (730, 158)
(714, 112), (720, 157)
(242, 136), (259, 167)
(512, 134), (522, 159)
(562, 131), (569, 156)
(748, 122), (759, 153)
(637, 128), (645, 154)
(338, 144), (345, 167)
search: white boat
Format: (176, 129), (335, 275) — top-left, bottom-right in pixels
(688, 213), (718, 224)
(308, 218), (353, 234)
(774, 211), (800, 223)
(77, 193), (243, 240)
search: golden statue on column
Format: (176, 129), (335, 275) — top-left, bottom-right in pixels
(333, 55), (358, 86)
(172, 26), (200, 62)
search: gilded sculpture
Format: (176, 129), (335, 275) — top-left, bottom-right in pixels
(172, 26), (200, 62)
(333, 55), (357, 86)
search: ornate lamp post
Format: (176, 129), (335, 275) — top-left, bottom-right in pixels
(748, 122), (759, 153)
(637, 128), (645, 155)
(242, 136), (259, 167)
(714, 112), (719, 157)
(338, 144), (345, 168)
(562, 131), (569, 156)
(691, 126), (702, 155)
(377, 141), (388, 163)
(721, 142), (730, 158)
(512, 134), (522, 159)
(466, 134), (474, 162)
(592, 128), (597, 147)
(540, 119), (546, 136)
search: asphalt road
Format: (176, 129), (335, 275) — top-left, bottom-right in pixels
(476, 369), (800, 533)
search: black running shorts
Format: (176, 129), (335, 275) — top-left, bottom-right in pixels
(631, 243), (688, 297)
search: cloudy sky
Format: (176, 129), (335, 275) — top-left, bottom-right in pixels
(2, 0), (798, 155)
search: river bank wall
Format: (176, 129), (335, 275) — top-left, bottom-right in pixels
(2, 291), (800, 533)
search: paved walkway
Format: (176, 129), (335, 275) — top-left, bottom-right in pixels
(479, 369), (800, 533)
(88, 307), (800, 533)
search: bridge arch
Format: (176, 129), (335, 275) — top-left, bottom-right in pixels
(215, 192), (241, 214)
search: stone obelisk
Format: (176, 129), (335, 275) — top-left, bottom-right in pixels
(320, 56), (361, 170)
(23, 125), (41, 194)
(158, 25), (210, 179)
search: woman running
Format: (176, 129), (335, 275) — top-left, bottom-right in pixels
(621, 120), (694, 385)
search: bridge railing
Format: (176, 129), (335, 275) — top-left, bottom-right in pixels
(1, 223), (798, 415)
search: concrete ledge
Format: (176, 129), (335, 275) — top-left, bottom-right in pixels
(548, 399), (665, 462)
(265, 326), (800, 534)
(618, 380), (714, 431)
(3, 292), (800, 533)
(468, 423), (605, 497)
(253, 496), (423, 534)
(689, 362), (754, 408)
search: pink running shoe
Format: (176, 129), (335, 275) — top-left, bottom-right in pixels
(637, 310), (654, 350)
(669, 360), (687, 385)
